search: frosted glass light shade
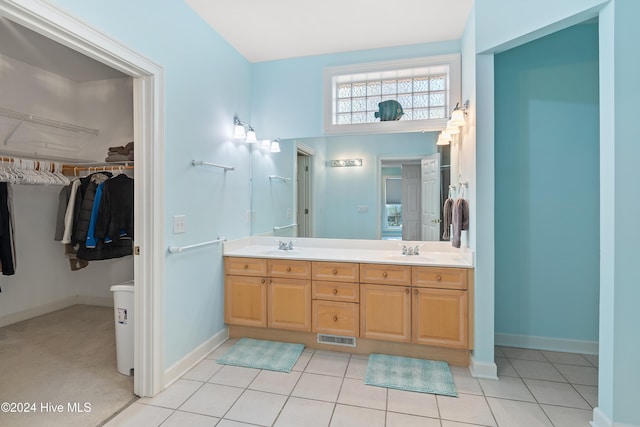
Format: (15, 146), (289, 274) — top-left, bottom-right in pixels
(446, 120), (460, 134)
(260, 139), (271, 149)
(234, 124), (246, 139)
(270, 141), (281, 153)
(436, 135), (450, 145)
(245, 129), (257, 143)
(449, 108), (466, 127)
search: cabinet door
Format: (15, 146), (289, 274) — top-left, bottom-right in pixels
(360, 283), (411, 342)
(412, 288), (468, 349)
(224, 275), (267, 327)
(268, 278), (311, 332)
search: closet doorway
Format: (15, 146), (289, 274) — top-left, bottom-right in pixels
(0, 0), (165, 400)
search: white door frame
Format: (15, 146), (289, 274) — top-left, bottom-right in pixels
(0, 0), (165, 397)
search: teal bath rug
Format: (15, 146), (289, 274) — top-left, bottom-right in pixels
(364, 353), (458, 397)
(216, 338), (305, 373)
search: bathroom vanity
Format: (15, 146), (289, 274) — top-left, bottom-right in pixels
(223, 237), (474, 365)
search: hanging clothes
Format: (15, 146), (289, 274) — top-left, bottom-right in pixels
(0, 182), (16, 282)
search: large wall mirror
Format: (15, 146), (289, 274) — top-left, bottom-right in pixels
(249, 131), (453, 241)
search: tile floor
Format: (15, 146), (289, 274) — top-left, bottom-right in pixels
(104, 341), (598, 427)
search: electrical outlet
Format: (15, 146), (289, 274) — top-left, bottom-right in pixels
(173, 215), (186, 234)
(357, 205), (368, 213)
(246, 210), (256, 223)
(286, 208), (292, 219)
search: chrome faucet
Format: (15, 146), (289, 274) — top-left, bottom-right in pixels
(401, 244), (420, 255)
(278, 240), (294, 250)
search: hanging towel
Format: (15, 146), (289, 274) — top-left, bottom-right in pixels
(451, 198), (469, 248)
(442, 198), (454, 240)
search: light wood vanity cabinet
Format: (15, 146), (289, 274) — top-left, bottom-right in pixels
(225, 256), (473, 352)
(311, 262), (360, 337)
(224, 257), (311, 332)
(359, 263), (470, 348)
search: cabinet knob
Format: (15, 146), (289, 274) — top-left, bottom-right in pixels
(269, 279), (273, 284)
(436, 274), (442, 281)
(242, 264), (248, 270)
(332, 269), (338, 275)
(405, 288), (410, 294)
(332, 315), (338, 322)
(382, 272), (388, 278)
(414, 289), (418, 295)
(286, 267), (292, 272)
(332, 288), (338, 295)
(261, 279), (265, 284)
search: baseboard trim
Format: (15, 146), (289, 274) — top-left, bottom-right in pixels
(163, 328), (229, 389)
(591, 407), (640, 427)
(77, 295), (113, 307)
(495, 333), (598, 355)
(0, 297), (77, 328)
(470, 354), (498, 380)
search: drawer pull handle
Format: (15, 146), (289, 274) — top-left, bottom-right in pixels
(286, 267), (292, 272)
(332, 269), (338, 275)
(332, 289), (338, 295)
(242, 264), (248, 270)
(382, 272), (388, 278)
(414, 289), (418, 295)
(405, 288), (410, 294)
(436, 274), (442, 281)
(332, 315), (338, 322)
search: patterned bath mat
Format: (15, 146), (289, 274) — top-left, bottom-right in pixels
(216, 338), (305, 373)
(364, 353), (458, 397)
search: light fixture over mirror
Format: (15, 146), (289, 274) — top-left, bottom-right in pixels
(438, 100), (469, 145)
(233, 115), (257, 143)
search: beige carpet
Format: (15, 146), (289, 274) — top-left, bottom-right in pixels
(0, 305), (135, 427)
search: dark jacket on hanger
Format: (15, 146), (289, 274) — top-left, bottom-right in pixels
(72, 172), (112, 245)
(0, 182), (15, 278)
(95, 174), (134, 241)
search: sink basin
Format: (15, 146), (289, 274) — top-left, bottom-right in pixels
(255, 249), (303, 256)
(384, 254), (433, 262)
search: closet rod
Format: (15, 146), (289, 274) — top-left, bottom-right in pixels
(167, 237), (226, 254)
(192, 160), (235, 171)
(0, 107), (99, 135)
(61, 164), (134, 176)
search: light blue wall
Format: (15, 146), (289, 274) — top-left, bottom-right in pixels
(250, 41), (461, 139)
(50, 0), (253, 369)
(290, 133), (437, 239)
(494, 23), (600, 342)
(599, 1), (640, 423)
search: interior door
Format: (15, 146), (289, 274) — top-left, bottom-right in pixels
(421, 154), (441, 241)
(401, 164), (421, 240)
(296, 154), (311, 237)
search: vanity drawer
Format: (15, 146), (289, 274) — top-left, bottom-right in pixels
(268, 259), (311, 279)
(360, 263), (411, 286)
(312, 281), (359, 303)
(312, 261), (359, 283)
(224, 257), (267, 276)
(312, 300), (359, 337)
(412, 267), (468, 290)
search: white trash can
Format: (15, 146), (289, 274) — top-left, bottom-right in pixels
(110, 281), (134, 376)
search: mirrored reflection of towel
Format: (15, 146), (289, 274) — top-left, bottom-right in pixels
(451, 198), (469, 248)
(442, 198), (454, 240)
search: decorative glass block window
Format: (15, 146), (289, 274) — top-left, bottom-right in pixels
(324, 55), (461, 135)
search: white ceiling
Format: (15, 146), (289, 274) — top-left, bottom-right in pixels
(185, 0), (475, 63)
(0, 1), (473, 81)
(0, 17), (126, 81)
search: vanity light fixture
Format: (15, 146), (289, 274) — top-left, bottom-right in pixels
(331, 158), (363, 167)
(436, 131), (453, 146)
(233, 115), (257, 143)
(448, 100), (469, 128)
(270, 138), (281, 153)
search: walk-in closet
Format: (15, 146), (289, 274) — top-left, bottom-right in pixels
(0, 16), (136, 426)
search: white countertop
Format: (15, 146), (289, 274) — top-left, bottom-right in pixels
(223, 237), (474, 268)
